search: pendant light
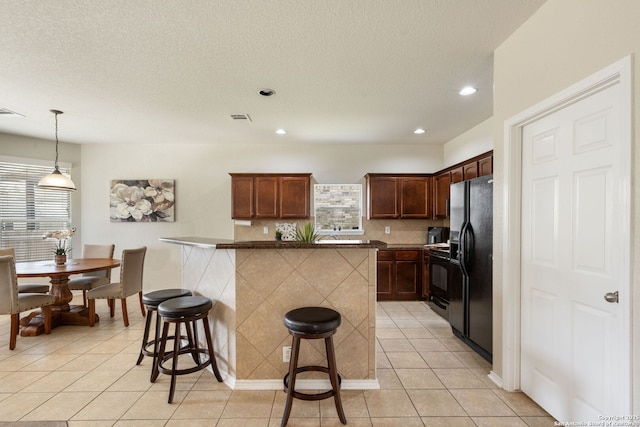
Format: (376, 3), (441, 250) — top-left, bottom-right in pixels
(38, 109), (77, 191)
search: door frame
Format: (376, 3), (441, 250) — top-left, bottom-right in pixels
(500, 55), (632, 409)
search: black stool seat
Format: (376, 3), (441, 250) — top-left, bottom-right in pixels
(158, 296), (212, 318)
(156, 295), (223, 403)
(284, 307), (341, 334)
(136, 288), (193, 381)
(142, 289), (192, 308)
(281, 306), (346, 427)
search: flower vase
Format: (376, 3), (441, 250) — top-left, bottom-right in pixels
(55, 254), (67, 265)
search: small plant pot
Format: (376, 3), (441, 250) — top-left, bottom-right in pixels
(55, 254), (67, 265)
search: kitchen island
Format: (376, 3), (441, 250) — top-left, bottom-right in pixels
(160, 237), (386, 390)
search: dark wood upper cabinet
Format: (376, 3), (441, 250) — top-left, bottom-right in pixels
(230, 173), (311, 219)
(462, 162), (478, 180)
(231, 176), (255, 219)
(367, 174), (431, 219)
(280, 176), (310, 218)
(450, 166), (464, 183)
(400, 176), (432, 218)
(367, 175), (400, 219)
(478, 155), (493, 177)
(433, 172), (450, 219)
(254, 176), (279, 218)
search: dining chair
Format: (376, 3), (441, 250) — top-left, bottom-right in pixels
(67, 244), (116, 306)
(0, 255), (56, 350)
(0, 248), (50, 294)
(87, 246), (147, 327)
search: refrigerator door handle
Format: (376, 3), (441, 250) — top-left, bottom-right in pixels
(459, 221), (469, 276)
(464, 223), (475, 273)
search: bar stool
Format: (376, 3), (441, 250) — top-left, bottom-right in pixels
(136, 288), (193, 381)
(281, 306), (347, 427)
(156, 296), (223, 403)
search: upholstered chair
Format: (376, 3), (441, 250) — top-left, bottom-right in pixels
(0, 248), (49, 294)
(0, 255), (56, 350)
(67, 244), (116, 305)
(87, 247), (147, 327)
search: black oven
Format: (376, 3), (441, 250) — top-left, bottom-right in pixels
(428, 249), (450, 320)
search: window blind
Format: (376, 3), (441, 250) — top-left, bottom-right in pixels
(0, 159), (72, 262)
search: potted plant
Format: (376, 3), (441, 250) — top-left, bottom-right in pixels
(44, 228), (76, 265)
(295, 222), (319, 243)
(275, 230), (283, 241)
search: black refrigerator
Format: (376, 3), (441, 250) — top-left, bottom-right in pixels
(449, 175), (493, 362)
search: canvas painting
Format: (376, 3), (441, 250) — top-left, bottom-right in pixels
(110, 179), (175, 222)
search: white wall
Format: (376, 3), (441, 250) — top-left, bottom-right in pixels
(492, 0), (640, 409)
(443, 117), (493, 168)
(80, 142), (443, 290)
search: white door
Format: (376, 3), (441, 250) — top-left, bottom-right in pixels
(520, 81), (628, 421)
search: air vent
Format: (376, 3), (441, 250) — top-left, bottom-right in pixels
(0, 108), (25, 117)
(230, 114), (252, 121)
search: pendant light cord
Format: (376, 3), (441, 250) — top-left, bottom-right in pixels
(54, 111), (59, 168)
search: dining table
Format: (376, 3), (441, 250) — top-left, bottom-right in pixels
(15, 258), (120, 337)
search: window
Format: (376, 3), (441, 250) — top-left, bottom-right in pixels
(314, 184), (363, 234)
(0, 156), (73, 262)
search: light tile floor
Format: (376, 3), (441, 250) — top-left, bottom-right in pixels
(0, 295), (557, 426)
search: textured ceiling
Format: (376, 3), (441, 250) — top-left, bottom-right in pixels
(0, 0), (545, 146)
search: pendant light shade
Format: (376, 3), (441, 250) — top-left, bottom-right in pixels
(38, 109), (77, 191)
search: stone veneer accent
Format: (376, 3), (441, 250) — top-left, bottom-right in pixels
(178, 244), (377, 389)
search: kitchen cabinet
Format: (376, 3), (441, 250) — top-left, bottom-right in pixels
(478, 155), (493, 176)
(462, 162), (478, 180)
(433, 172), (450, 219)
(450, 166), (464, 183)
(376, 250), (422, 301)
(366, 174), (431, 219)
(230, 173), (311, 219)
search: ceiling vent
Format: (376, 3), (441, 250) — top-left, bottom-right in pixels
(230, 114), (252, 121)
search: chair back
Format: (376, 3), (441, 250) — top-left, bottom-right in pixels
(82, 244), (116, 280)
(0, 248), (15, 258)
(0, 255), (18, 314)
(120, 247), (146, 297)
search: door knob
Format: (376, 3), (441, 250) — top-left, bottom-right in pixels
(604, 291), (619, 303)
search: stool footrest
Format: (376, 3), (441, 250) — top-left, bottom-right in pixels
(283, 366), (342, 401)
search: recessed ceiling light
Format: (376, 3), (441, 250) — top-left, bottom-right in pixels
(275, 129), (286, 135)
(459, 86), (477, 96)
(414, 128), (426, 134)
(259, 89), (275, 97)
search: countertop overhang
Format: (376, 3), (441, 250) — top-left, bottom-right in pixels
(160, 236), (387, 249)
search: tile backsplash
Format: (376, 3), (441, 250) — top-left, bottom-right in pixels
(234, 218), (445, 244)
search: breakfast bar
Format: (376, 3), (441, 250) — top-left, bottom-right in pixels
(160, 237), (385, 390)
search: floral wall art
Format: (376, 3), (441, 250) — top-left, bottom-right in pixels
(110, 179), (175, 222)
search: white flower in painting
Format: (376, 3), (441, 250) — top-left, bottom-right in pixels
(144, 179), (174, 204)
(111, 183), (154, 221)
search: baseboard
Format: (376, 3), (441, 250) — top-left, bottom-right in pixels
(488, 370), (503, 388)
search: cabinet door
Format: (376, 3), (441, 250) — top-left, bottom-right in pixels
(254, 176), (279, 218)
(376, 251), (394, 301)
(400, 177), (431, 218)
(280, 176), (310, 218)
(231, 176), (254, 219)
(450, 166), (464, 183)
(395, 251), (421, 300)
(433, 172), (450, 219)
(463, 162), (478, 180)
(478, 155), (493, 176)
(368, 176), (399, 219)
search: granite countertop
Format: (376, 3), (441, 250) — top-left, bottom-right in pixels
(160, 236), (387, 249)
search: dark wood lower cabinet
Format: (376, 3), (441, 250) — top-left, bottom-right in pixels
(377, 250), (422, 301)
